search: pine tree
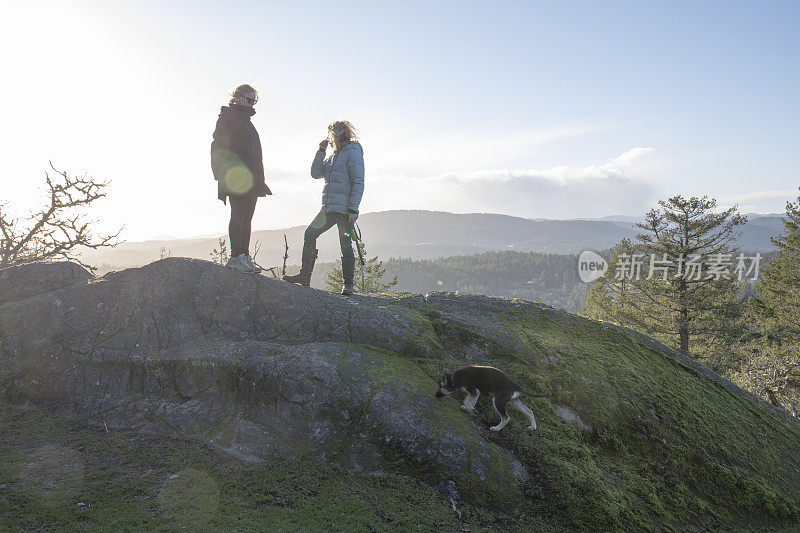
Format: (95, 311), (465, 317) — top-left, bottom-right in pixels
(325, 242), (398, 293)
(722, 191), (800, 414)
(210, 238), (229, 265)
(754, 190), (800, 345)
(581, 196), (748, 363)
(582, 238), (635, 323)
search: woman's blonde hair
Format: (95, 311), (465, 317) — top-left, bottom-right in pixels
(327, 121), (357, 151)
(229, 84), (258, 107)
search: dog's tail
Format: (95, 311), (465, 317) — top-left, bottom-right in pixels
(520, 391), (550, 398)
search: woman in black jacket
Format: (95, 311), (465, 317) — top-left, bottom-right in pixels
(210, 84), (271, 273)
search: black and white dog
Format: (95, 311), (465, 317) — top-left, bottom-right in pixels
(436, 365), (548, 432)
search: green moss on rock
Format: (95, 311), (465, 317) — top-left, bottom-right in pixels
(418, 298), (800, 530)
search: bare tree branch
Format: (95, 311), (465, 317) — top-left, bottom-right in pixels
(0, 162), (122, 270)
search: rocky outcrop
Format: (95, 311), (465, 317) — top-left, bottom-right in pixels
(0, 259), (527, 507)
(2, 258), (800, 529)
(0, 261), (92, 306)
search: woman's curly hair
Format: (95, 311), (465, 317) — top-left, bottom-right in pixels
(327, 121), (357, 151)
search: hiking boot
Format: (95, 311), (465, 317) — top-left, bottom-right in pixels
(283, 246), (317, 287)
(341, 257), (356, 295)
(227, 254), (257, 274)
(243, 254), (261, 273)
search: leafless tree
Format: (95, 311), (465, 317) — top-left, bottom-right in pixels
(282, 234), (289, 276)
(251, 239), (277, 277)
(0, 162), (121, 270)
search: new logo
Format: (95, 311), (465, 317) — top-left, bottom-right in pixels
(578, 251), (608, 282)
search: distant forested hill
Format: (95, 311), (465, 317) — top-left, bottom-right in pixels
(311, 244), (775, 313)
(312, 250), (590, 311)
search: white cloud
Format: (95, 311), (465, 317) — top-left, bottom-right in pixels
(440, 146), (655, 184)
(363, 146), (659, 219)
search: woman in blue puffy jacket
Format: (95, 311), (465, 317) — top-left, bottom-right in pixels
(284, 121), (364, 294)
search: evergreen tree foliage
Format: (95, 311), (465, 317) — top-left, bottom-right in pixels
(753, 190), (800, 346)
(210, 238), (229, 265)
(582, 195), (748, 363)
(383, 250), (584, 305)
(324, 242), (398, 293)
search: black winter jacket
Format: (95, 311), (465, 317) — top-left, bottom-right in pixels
(211, 105), (272, 202)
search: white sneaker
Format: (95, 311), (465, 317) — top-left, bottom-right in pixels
(226, 254), (256, 273)
(244, 254), (261, 273)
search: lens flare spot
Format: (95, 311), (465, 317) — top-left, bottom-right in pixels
(223, 166), (254, 194)
(309, 213), (328, 229)
(453, 290), (459, 295)
(159, 468), (220, 529)
(436, 280), (443, 286)
(16, 444), (84, 504)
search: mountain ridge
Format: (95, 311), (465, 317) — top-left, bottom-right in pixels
(80, 210), (784, 271)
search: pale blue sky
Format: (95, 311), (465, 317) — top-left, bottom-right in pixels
(1, 0), (797, 240)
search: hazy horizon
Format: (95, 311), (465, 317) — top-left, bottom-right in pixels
(134, 207), (786, 243)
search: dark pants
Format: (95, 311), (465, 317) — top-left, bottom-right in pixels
(229, 195), (257, 257)
(303, 210), (354, 259)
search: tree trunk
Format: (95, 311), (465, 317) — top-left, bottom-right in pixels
(678, 278), (690, 356)
(679, 318), (689, 355)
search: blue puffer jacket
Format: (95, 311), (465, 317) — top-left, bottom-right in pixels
(310, 141), (365, 214)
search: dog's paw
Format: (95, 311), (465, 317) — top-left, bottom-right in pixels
(527, 424), (537, 431)
(489, 425), (501, 432)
